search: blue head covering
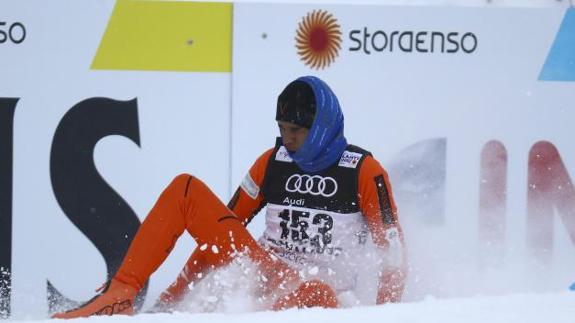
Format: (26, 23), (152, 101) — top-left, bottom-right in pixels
(287, 76), (347, 173)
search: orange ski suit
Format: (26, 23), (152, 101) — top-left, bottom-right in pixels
(54, 145), (406, 318)
(151, 147), (406, 309)
(115, 173), (336, 310)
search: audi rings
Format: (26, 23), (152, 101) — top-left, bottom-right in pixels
(285, 174), (338, 197)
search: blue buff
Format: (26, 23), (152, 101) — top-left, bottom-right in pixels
(290, 76), (347, 173)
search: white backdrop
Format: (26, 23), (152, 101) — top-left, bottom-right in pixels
(0, 0), (574, 318)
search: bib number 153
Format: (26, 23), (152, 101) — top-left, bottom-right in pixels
(278, 209), (333, 250)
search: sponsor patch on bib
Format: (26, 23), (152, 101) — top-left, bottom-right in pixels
(275, 146), (293, 163)
(338, 151), (362, 168)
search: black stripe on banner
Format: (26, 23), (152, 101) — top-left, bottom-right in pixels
(374, 175), (394, 225)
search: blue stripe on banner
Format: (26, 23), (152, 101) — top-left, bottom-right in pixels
(539, 8), (575, 82)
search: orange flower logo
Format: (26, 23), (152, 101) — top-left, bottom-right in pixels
(295, 10), (342, 69)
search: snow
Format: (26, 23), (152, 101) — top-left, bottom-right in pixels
(7, 292), (575, 323)
(8, 252), (575, 322)
(10, 248), (573, 322)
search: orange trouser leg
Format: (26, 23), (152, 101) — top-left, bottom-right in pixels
(178, 175), (301, 295)
(113, 174), (191, 290)
(272, 280), (338, 310)
(54, 174), (330, 319)
(116, 174), (300, 294)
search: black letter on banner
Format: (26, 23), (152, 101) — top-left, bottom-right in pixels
(0, 98), (17, 318)
(349, 30), (362, 51)
(0, 22), (7, 43)
(416, 32), (428, 53)
(9, 23), (26, 44)
(372, 31), (388, 52)
(48, 98), (147, 312)
(446, 32), (460, 53)
(399, 31), (413, 52)
(461, 32), (478, 53)
(362, 27), (371, 55)
(431, 32), (445, 53)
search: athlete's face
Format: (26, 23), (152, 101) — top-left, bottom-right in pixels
(278, 121), (309, 152)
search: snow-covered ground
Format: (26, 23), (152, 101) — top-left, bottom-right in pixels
(6, 292), (574, 323)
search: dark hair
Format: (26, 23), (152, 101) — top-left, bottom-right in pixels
(276, 80), (316, 128)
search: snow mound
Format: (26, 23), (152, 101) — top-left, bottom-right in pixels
(9, 292), (575, 323)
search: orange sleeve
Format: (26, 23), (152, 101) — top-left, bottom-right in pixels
(151, 149), (273, 311)
(358, 156), (407, 304)
(227, 148), (273, 225)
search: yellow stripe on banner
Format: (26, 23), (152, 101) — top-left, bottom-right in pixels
(92, 0), (232, 72)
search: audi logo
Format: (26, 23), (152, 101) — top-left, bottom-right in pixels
(285, 174), (338, 197)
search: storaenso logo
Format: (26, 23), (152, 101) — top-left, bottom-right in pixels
(295, 10), (342, 69)
(295, 10), (478, 69)
(349, 28), (478, 54)
(285, 174), (338, 197)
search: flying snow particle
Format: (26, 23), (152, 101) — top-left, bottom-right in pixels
(205, 296), (218, 303)
(308, 267), (319, 275)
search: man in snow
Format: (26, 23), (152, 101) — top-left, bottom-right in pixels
(52, 76), (406, 318)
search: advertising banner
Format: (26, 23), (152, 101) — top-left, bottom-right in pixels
(1, 0), (232, 317)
